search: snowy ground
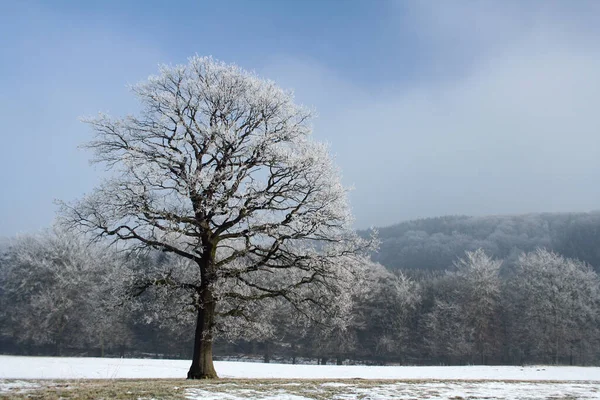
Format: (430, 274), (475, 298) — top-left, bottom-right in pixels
(186, 381), (600, 400)
(2, 355), (600, 380)
(1, 356), (600, 399)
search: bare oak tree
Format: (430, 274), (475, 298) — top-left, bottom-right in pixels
(60, 56), (372, 379)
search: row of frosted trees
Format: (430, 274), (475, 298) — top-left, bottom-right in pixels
(320, 248), (600, 366)
(1, 229), (599, 365)
(240, 248), (600, 365)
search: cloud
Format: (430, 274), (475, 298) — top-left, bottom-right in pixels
(261, 3), (600, 228)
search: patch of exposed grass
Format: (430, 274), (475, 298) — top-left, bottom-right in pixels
(2, 378), (600, 400)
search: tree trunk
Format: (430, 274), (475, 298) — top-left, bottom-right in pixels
(569, 351), (573, 366)
(187, 285), (218, 379)
(100, 333), (105, 358)
(263, 341), (271, 363)
(554, 332), (559, 365)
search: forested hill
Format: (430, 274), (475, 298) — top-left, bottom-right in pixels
(366, 211), (600, 272)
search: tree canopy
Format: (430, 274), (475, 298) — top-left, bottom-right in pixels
(59, 56), (372, 378)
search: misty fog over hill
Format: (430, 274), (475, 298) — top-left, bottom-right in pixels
(367, 211), (600, 272)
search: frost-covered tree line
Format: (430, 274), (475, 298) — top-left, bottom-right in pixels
(0, 229), (133, 357)
(2, 229), (600, 366)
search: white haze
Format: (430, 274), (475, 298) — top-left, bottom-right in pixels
(261, 2), (600, 228)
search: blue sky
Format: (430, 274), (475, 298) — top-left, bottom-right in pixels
(2, 1), (600, 236)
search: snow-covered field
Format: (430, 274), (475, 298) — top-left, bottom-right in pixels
(186, 381), (600, 400)
(1, 356), (600, 399)
(1, 355), (600, 380)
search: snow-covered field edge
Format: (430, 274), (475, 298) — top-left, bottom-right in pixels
(1, 355), (600, 381)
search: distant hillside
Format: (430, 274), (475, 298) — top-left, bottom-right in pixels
(366, 211), (600, 272)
